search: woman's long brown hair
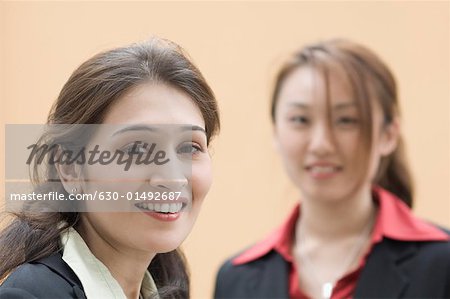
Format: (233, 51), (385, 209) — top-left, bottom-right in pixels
(0, 38), (220, 298)
(271, 39), (413, 207)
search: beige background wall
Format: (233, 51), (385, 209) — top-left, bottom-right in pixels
(1, 1), (449, 298)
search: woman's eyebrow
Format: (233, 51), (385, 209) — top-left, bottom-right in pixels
(180, 125), (206, 135)
(112, 124), (206, 136)
(112, 125), (157, 136)
(288, 102), (309, 109)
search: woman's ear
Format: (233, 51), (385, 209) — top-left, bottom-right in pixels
(54, 147), (83, 193)
(379, 117), (400, 156)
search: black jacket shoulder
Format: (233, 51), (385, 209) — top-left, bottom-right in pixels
(215, 250), (290, 298)
(0, 253), (86, 299)
(215, 237), (450, 299)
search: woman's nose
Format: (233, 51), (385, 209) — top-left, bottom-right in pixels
(147, 160), (189, 190)
(308, 123), (335, 156)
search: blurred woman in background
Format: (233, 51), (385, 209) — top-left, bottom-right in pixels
(215, 39), (449, 299)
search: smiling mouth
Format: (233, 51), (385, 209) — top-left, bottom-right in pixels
(304, 164), (343, 179)
(134, 202), (187, 213)
(306, 165), (341, 174)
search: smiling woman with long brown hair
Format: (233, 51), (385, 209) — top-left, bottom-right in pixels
(215, 39), (450, 299)
(0, 37), (220, 299)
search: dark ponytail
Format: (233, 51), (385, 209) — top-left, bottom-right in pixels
(375, 139), (413, 207)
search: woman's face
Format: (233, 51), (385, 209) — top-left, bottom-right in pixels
(274, 65), (397, 203)
(77, 82), (212, 255)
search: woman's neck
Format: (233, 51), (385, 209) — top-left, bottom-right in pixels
(76, 222), (155, 299)
(293, 186), (377, 299)
(297, 185), (376, 241)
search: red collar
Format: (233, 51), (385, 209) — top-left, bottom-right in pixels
(233, 187), (449, 265)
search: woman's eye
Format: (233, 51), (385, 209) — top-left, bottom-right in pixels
(177, 143), (203, 155)
(289, 115), (309, 125)
(336, 117), (359, 127)
(122, 142), (148, 155)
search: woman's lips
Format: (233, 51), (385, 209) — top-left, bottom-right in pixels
(141, 210), (182, 222)
(305, 163), (342, 179)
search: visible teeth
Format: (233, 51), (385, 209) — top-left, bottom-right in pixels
(169, 203), (178, 213)
(136, 202), (183, 213)
(161, 204), (169, 213)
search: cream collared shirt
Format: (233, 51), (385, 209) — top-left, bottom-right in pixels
(60, 227), (158, 299)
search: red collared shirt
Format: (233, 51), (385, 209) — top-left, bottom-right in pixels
(232, 187), (449, 299)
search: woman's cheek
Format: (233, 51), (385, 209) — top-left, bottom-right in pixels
(191, 159), (212, 204)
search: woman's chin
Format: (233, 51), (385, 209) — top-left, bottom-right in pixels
(145, 235), (187, 254)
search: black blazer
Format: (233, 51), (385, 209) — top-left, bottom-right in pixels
(0, 252), (86, 299)
(214, 237), (450, 298)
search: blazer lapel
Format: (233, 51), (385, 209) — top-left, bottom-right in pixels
(354, 238), (418, 298)
(249, 251), (290, 298)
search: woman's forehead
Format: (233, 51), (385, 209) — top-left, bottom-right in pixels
(279, 64), (357, 106)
